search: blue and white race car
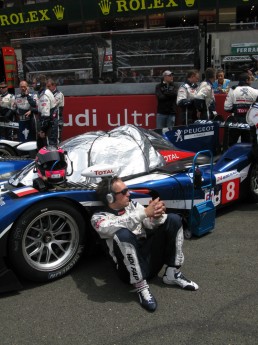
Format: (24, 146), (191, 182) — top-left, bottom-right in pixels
(0, 125), (257, 293)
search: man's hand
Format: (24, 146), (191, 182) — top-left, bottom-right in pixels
(145, 197), (166, 219)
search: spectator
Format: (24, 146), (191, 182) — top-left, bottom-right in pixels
(91, 176), (199, 312)
(14, 80), (38, 142)
(0, 81), (15, 140)
(32, 74), (57, 150)
(46, 79), (65, 143)
(224, 72), (258, 146)
(194, 67), (216, 120)
(213, 69), (230, 94)
(155, 70), (178, 129)
(177, 70), (200, 125)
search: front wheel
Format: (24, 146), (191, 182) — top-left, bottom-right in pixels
(249, 162), (258, 202)
(8, 200), (86, 282)
(0, 144), (17, 157)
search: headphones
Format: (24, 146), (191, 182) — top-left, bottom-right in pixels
(106, 178), (115, 204)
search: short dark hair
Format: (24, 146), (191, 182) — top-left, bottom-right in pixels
(96, 176), (121, 205)
(36, 74), (47, 88)
(205, 67), (216, 80)
(238, 72), (250, 85)
(186, 70), (199, 79)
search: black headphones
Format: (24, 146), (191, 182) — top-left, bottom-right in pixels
(106, 177), (115, 204)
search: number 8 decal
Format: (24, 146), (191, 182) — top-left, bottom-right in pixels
(222, 178), (240, 204)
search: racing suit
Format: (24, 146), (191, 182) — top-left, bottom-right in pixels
(14, 92), (38, 142)
(37, 88), (57, 149)
(52, 88), (65, 143)
(224, 84), (258, 145)
(155, 81), (178, 129)
(177, 81), (198, 124)
(91, 200), (184, 284)
(194, 80), (215, 120)
(0, 91), (15, 139)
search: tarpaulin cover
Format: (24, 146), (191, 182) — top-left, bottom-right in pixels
(12, 125), (166, 186)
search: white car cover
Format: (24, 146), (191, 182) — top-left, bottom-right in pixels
(12, 125), (166, 186)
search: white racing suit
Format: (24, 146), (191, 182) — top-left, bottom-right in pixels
(37, 88), (57, 149)
(52, 88), (65, 142)
(0, 92), (15, 139)
(91, 200), (184, 284)
(246, 102), (258, 160)
(177, 81), (198, 124)
(14, 92), (38, 142)
(224, 85), (258, 145)
(194, 80), (215, 120)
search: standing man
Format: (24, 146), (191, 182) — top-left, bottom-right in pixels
(177, 70), (200, 125)
(155, 70), (178, 129)
(91, 176), (199, 312)
(14, 80), (38, 143)
(0, 81), (15, 140)
(224, 72), (258, 146)
(32, 74), (57, 150)
(46, 79), (65, 143)
(194, 67), (216, 120)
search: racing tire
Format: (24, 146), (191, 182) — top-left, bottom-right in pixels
(249, 162), (258, 203)
(0, 144), (16, 157)
(8, 200), (86, 282)
(184, 229), (192, 239)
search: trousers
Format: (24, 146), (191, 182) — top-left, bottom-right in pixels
(112, 213), (184, 284)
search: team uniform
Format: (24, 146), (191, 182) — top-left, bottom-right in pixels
(224, 85), (258, 145)
(194, 80), (215, 120)
(91, 200), (184, 285)
(14, 92), (38, 142)
(37, 88), (57, 149)
(177, 81), (198, 124)
(52, 88), (64, 143)
(0, 91), (15, 139)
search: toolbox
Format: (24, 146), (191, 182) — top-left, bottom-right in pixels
(188, 150), (216, 237)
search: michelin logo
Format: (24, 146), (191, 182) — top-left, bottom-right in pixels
(175, 125), (215, 141)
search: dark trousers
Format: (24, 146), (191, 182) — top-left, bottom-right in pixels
(112, 213), (184, 285)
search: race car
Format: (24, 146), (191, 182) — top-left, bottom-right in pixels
(0, 125), (257, 293)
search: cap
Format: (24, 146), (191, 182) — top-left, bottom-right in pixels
(163, 70), (174, 76)
(0, 81), (7, 87)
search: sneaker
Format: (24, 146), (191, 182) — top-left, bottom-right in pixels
(137, 284), (157, 312)
(163, 267), (199, 291)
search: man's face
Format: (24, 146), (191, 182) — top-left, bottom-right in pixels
(32, 80), (38, 91)
(47, 83), (55, 92)
(20, 82), (28, 94)
(110, 180), (130, 209)
(0, 85), (7, 94)
(164, 74), (173, 83)
(189, 73), (199, 84)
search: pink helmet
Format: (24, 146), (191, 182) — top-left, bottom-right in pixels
(35, 146), (67, 184)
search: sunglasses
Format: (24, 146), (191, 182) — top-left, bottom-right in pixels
(114, 188), (129, 196)
(0, 86), (7, 89)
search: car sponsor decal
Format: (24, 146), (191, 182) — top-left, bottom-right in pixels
(159, 150), (194, 163)
(215, 170), (240, 184)
(12, 187), (39, 198)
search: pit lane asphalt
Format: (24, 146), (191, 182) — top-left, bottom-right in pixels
(0, 201), (257, 345)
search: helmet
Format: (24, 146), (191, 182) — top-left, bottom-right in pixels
(35, 146), (67, 184)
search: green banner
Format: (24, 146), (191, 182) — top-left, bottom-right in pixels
(231, 43), (258, 54)
(0, 0), (255, 31)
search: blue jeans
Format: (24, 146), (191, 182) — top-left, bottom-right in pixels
(156, 113), (175, 129)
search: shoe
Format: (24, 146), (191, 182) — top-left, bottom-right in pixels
(137, 284), (157, 312)
(163, 267), (199, 291)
